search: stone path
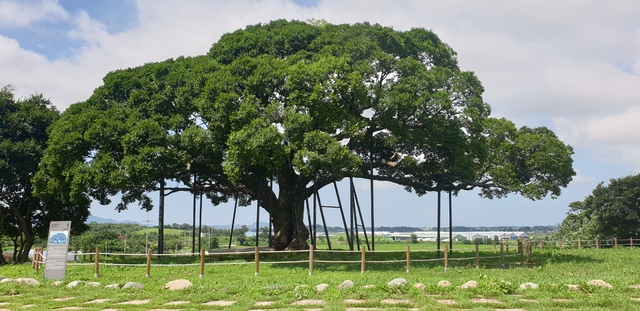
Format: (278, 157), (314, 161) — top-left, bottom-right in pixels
(3, 279), (640, 311)
(0, 295), (591, 310)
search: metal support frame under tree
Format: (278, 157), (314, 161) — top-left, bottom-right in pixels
(311, 179), (370, 251)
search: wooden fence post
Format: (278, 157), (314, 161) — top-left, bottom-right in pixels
(475, 243), (480, 269)
(519, 240), (524, 266)
(631, 237), (634, 248)
(406, 246), (410, 273)
(94, 247), (99, 278)
(308, 245), (314, 276)
(578, 238), (581, 250)
(444, 244), (449, 272)
(615, 237), (618, 249)
(254, 246), (260, 276)
(558, 239), (563, 250)
(145, 248), (151, 278)
(361, 246), (366, 274)
(38, 247), (43, 271)
(32, 247), (37, 271)
(526, 241), (532, 263)
(539, 239), (543, 250)
(500, 240), (504, 268)
(595, 237), (599, 249)
(199, 248), (205, 278)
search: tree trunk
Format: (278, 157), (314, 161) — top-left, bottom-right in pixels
(270, 195), (309, 250)
(12, 202), (34, 263)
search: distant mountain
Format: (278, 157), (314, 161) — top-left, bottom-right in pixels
(86, 215), (144, 225)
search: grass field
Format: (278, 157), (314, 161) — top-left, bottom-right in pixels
(1, 244), (640, 310)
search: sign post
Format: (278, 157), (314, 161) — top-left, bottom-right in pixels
(44, 221), (71, 280)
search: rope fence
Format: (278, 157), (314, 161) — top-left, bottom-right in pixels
(32, 237), (638, 277)
(32, 239), (539, 277)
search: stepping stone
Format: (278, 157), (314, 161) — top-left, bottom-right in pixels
(21, 305), (37, 308)
(553, 299), (572, 302)
(54, 308), (84, 310)
(459, 280), (478, 289)
(344, 299), (367, 304)
(164, 279), (193, 290)
(631, 298), (640, 301)
(122, 282), (143, 289)
(471, 298), (501, 304)
(629, 285), (640, 290)
(254, 301), (276, 306)
(519, 282), (538, 289)
(346, 308), (381, 311)
(387, 278), (407, 287)
(437, 299), (456, 305)
(164, 301), (189, 305)
(291, 299), (325, 305)
(413, 283), (426, 290)
(381, 299), (413, 305)
(66, 281), (84, 288)
(437, 280), (451, 287)
(15, 278), (40, 286)
(53, 297), (75, 302)
(84, 299), (110, 304)
(119, 299), (151, 305)
(0, 303), (8, 306)
(202, 300), (236, 306)
(587, 280), (613, 288)
(338, 280), (354, 289)
(316, 284), (329, 292)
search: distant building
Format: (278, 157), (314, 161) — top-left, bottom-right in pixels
(377, 231), (528, 242)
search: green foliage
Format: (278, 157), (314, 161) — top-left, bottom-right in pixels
(410, 233), (418, 244)
(34, 20), (575, 251)
(559, 174), (640, 239)
(0, 85), (88, 263)
(210, 236), (220, 249)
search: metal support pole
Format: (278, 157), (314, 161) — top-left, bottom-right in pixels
(436, 191), (442, 258)
(448, 190), (452, 254)
(228, 196), (238, 249)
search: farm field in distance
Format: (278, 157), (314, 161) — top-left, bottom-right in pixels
(2, 244), (640, 310)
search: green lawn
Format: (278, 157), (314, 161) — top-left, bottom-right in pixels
(1, 245), (640, 310)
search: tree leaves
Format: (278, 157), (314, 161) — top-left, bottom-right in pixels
(560, 174), (640, 239)
(33, 20), (576, 249)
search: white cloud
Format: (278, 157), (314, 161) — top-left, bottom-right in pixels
(2, 0), (640, 186)
(0, 0), (68, 27)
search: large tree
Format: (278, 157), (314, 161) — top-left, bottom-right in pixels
(34, 20), (575, 250)
(559, 174), (640, 239)
(0, 86), (89, 263)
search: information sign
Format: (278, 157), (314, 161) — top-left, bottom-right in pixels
(44, 221), (71, 280)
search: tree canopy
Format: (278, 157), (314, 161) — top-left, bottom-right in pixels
(1, 85), (89, 263)
(559, 174), (640, 239)
(34, 20), (575, 250)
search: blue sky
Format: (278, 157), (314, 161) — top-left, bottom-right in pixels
(1, 0), (639, 229)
